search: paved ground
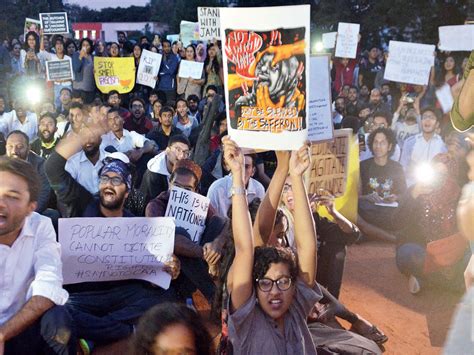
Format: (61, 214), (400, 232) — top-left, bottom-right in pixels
(94, 241), (465, 354)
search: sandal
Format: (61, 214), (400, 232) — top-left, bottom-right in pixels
(350, 318), (389, 345)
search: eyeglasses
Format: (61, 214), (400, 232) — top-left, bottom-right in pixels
(282, 184), (292, 193)
(171, 146), (190, 158)
(99, 175), (124, 186)
(256, 276), (292, 292)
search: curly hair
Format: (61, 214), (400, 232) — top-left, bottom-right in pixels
(367, 127), (396, 157)
(131, 302), (212, 355)
(253, 246), (299, 282)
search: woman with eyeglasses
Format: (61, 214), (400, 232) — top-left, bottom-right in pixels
(223, 136), (320, 354)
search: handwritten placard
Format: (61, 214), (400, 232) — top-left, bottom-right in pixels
(46, 58), (73, 81)
(384, 40), (435, 86)
(59, 217), (175, 289)
(180, 21), (200, 46)
(306, 129), (350, 196)
(322, 32), (337, 49)
(308, 55), (333, 142)
(165, 187), (209, 243)
(198, 7), (220, 40)
(40, 12), (69, 35)
(137, 49), (162, 88)
(94, 57), (136, 94)
(178, 60), (204, 79)
(335, 22), (359, 59)
(439, 25), (474, 51)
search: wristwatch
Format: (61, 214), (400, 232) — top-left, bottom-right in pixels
(230, 186), (247, 196)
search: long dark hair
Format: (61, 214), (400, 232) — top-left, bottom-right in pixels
(24, 31), (39, 52)
(131, 302), (212, 355)
(204, 45), (220, 78)
(435, 54), (459, 87)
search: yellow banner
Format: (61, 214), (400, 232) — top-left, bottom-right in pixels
(94, 57), (136, 94)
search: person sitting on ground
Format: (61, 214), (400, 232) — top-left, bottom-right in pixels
(56, 101), (87, 139)
(132, 302), (212, 355)
(45, 123), (180, 352)
(207, 151), (265, 217)
(187, 94), (201, 124)
(106, 90), (132, 122)
(0, 157), (75, 354)
(146, 159), (228, 302)
(30, 112), (60, 159)
(56, 87), (72, 117)
(124, 97), (153, 135)
(224, 136), (321, 354)
(140, 134), (191, 203)
(6, 130), (51, 214)
(146, 106), (182, 151)
(172, 98), (198, 138)
(357, 127), (406, 243)
(394, 153), (470, 294)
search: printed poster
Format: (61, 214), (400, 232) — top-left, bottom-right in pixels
(40, 12), (69, 35)
(46, 58), (73, 81)
(220, 5), (310, 150)
(94, 57), (136, 94)
(136, 49), (162, 88)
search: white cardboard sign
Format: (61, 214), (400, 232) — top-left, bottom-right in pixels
(438, 25), (474, 51)
(165, 187), (209, 243)
(198, 7), (220, 40)
(59, 217), (175, 289)
(335, 22), (359, 59)
(384, 40), (435, 86)
(178, 60), (204, 79)
(435, 84), (454, 114)
(322, 32), (337, 49)
(308, 55), (334, 142)
(136, 49), (162, 88)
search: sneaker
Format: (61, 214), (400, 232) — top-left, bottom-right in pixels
(408, 275), (421, 294)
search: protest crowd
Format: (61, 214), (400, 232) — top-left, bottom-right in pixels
(0, 4), (473, 355)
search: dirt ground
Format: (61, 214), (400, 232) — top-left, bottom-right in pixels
(94, 241), (465, 354)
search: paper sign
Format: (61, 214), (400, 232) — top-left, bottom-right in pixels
(167, 34), (180, 43)
(308, 55), (334, 142)
(165, 187), (209, 243)
(306, 129), (350, 197)
(439, 25), (474, 51)
(40, 12), (69, 35)
(198, 7), (220, 40)
(136, 49), (162, 88)
(384, 41), (435, 86)
(436, 83), (454, 114)
(322, 32), (337, 49)
(220, 5), (310, 150)
(24, 18), (41, 39)
(335, 22), (360, 59)
(180, 21), (200, 46)
(94, 57), (136, 94)
(46, 58), (73, 81)
(178, 60), (204, 79)
(59, 217), (175, 289)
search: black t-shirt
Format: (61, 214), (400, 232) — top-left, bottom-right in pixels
(360, 59), (383, 89)
(360, 158), (407, 198)
(30, 137), (60, 159)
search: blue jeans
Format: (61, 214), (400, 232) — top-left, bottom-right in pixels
(396, 243), (426, 277)
(5, 305), (76, 355)
(65, 282), (176, 344)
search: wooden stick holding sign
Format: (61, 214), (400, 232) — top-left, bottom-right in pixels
(59, 217), (175, 289)
(305, 129), (350, 197)
(165, 186), (210, 243)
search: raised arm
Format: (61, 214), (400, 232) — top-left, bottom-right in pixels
(224, 136), (254, 311)
(289, 144), (317, 286)
(253, 151), (290, 246)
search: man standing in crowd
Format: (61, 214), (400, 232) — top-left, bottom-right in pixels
(140, 134), (191, 202)
(45, 126), (179, 352)
(30, 112), (60, 159)
(157, 39), (179, 106)
(400, 106), (447, 185)
(359, 46), (383, 90)
(124, 98), (153, 135)
(207, 152), (265, 216)
(0, 157), (75, 354)
(146, 106), (182, 150)
(5, 130), (51, 214)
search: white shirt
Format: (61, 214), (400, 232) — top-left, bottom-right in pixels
(65, 149), (108, 194)
(5, 110), (38, 141)
(0, 212), (68, 325)
(0, 111), (12, 136)
(207, 175), (266, 217)
(100, 129), (148, 153)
